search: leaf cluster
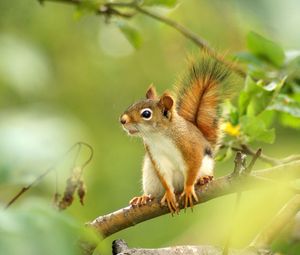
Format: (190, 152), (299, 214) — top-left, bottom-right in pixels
(216, 32), (300, 162)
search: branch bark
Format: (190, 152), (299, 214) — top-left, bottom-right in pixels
(87, 160), (300, 239)
(112, 239), (273, 255)
(111, 192), (300, 255)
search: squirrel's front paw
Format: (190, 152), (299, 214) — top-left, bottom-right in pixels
(160, 190), (179, 215)
(129, 194), (153, 206)
(180, 185), (198, 211)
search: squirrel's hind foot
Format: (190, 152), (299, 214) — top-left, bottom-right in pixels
(129, 194), (153, 207)
(197, 175), (214, 186)
(180, 185), (198, 211)
(160, 190), (179, 215)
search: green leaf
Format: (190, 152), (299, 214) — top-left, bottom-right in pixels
(234, 51), (263, 66)
(74, 0), (100, 19)
(238, 76), (274, 116)
(143, 0), (178, 7)
(247, 89), (273, 116)
(244, 75), (258, 93)
(240, 116), (275, 144)
(268, 94), (300, 118)
(238, 91), (250, 116)
(223, 100), (239, 125)
(256, 110), (276, 128)
(116, 22), (142, 49)
(280, 112), (300, 129)
(247, 31), (285, 67)
(238, 76), (258, 116)
(243, 77), (285, 117)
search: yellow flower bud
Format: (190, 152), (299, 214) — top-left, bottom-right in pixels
(221, 122), (240, 137)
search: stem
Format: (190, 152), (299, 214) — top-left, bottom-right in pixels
(223, 149), (260, 255)
(40, 0), (246, 78)
(4, 142), (93, 209)
(230, 144), (300, 166)
(134, 5), (211, 51)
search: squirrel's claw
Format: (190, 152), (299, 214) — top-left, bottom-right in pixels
(160, 190), (179, 215)
(180, 185), (198, 211)
(129, 194), (153, 206)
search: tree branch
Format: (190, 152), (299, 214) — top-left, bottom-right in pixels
(87, 160), (300, 239)
(39, 0), (246, 78)
(111, 239), (274, 255)
(112, 192), (300, 255)
(230, 144), (300, 166)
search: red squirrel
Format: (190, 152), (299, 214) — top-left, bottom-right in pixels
(120, 53), (232, 214)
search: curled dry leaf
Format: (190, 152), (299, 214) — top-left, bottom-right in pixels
(78, 179), (86, 206)
(56, 166), (87, 210)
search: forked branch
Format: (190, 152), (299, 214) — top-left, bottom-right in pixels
(111, 195), (300, 254)
(87, 159), (300, 239)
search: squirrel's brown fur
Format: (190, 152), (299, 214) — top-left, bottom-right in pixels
(176, 53), (232, 148)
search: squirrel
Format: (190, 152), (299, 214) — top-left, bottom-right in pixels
(120, 53), (232, 214)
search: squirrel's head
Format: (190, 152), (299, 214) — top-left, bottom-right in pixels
(120, 85), (175, 137)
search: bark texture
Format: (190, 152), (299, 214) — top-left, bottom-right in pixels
(112, 239), (274, 255)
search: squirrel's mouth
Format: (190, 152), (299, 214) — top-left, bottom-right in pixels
(122, 125), (139, 135)
(128, 129), (139, 135)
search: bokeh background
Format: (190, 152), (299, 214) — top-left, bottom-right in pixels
(0, 0), (300, 254)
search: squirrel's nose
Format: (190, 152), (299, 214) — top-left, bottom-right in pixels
(120, 114), (129, 125)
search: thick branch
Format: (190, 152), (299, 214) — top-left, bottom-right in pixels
(87, 160), (300, 239)
(112, 239), (273, 255)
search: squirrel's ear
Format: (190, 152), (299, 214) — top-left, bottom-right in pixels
(159, 93), (174, 111)
(146, 84), (157, 100)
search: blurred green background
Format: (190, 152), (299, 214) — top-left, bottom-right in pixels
(0, 0), (300, 254)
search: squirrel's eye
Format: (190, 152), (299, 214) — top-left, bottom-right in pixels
(140, 108), (152, 120)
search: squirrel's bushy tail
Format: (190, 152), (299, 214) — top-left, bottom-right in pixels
(176, 53), (233, 148)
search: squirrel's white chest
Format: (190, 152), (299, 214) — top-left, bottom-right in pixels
(144, 134), (186, 190)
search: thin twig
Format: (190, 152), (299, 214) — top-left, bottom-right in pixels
(223, 149), (261, 255)
(244, 148), (262, 174)
(229, 144), (300, 166)
(40, 0), (246, 77)
(134, 5), (211, 51)
(5, 167), (54, 209)
(223, 152), (246, 255)
(4, 142), (93, 209)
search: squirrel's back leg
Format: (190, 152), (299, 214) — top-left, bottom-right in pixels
(196, 155), (214, 185)
(180, 151), (215, 209)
